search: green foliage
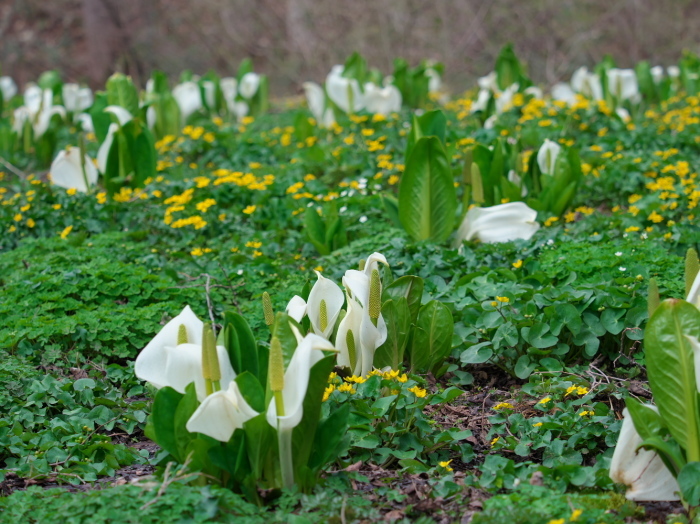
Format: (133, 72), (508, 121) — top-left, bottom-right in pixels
(304, 203), (348, 256)
(471, 484), (639, 524)
(398, 136), (456, 243)
(0, 233), (202, 362)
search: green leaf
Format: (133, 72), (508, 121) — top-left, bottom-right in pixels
(304, 208), (329, 255)
(460, 342), (493, 364)
(226, 312), (258, 377)
(292, 355), (337, 475)
(678, 462), (700, 505)
(514, 355), (537, 379)
(521, 324), (557, 349)
(150, 386), (185, 462)
(645, 299), (700, 462)
(106, 73), (139, 116)
(235, 372), (265, 413)
(625, 397), (667, 441)
(398, 136), (456, 243)
(374, 298), (411, 369)
(406, 110), (446, 159)
(307, 403), (350, 472)
(174, 383), (199, 461)
(410, 300), (454, 373)
(382, 275), (424, 322)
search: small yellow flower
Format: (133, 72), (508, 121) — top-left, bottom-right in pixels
(493, 402), (514, 410)
(495, 296), (509, 303)
(537, 397), (551, 405)
(544, 216), (559, 227)
(52, 204), (62, 210)
(245, 241), (262, 249)
(570, 509), (583, 522)
(547, 519), (565, 524)
(344, 375), (366, 384)
(438, 460), (453, 472)
(579, 410), (593, 417)
(532, 422), (543, 427)
(512, 259), (523, 269)
(322, 384), (335, 401)
(243, 205), (256, 215)
(337, 383), (356, 394)
(408, 386), (427, 398)
(565, 386), (589, 396)
(26, 218), (35, 228)
(60, 225), (73, 239)
(490, 437), (500, 447)
(314, 265), (323, 272)
(66, 188), (77, 196)
(13, 213), (22, 222)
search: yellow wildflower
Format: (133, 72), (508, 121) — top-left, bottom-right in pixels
(60, 225), (73, 239)
(408, 386), (427, 398)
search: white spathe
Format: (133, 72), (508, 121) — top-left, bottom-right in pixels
(97, 123), (118, 173)
(105, 105), (134, 126)
(306, 271), (345, 340)
(239, 73), (261, 100)
(537, 139), (562, 176)
(232, 101), (249, 121)
(220, 77), (238, 112)
(477, 71), (498, 91)
(173, 81), (203, 122)
(14, 87), (66, 138)
(326, 65), (364, 114)
(426, 67), (441, 93)
(667, 66), (680, 79)
(524, 86), (543, 99)
(202, 81), (216, 109)
(342, 252), (389, 376)
(266, 333), (335, 430)
(49, 146), (99, 193)
(551, 83), (577, 106)
(609, 407), (680, 501)
(134, 305), (236, 401)
(336, 294), (365, 375)
(285, 295), (308, 323)
(571, 67), (603, 100)
(62, 84), (93, 112)
(0, 76), (17, 101)
(303, 81), (336, 128)
(363, 82), (402, 116)
(455, 202), (540, 245)
(650, 66), (664, 84)
(470, 89), (491, 113)
(186, 380), (259, 442)
(495, 83), (519, 114)
(607, 68), (640, 102)
(75, 113), (94, 133)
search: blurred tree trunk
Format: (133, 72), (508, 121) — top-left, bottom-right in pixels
(82, 0), (119, 84)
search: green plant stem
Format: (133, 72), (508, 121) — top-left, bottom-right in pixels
(277, 427), (294, 489)
(205, 378), (213, 396)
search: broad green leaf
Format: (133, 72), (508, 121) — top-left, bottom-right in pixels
(174, 382), (199, 461)
(227, 312), (258, 377)
(106, 73), (139, 116)
(406, 109), (446, 159)
(625, 397), (667, 441)
(645, 299), (700, 462)
(410, 300), (454, 373)
(398, 136), (456, 243)
(678, 462), (700, 505)
(292, 355), (336, 476)
(304, 208), (329, 255)
(150, 386), (184, 462)
(235, 372), (265, 413)
(460, 342), (493, 364)
(307, 403), (350, 472)
(374, 298), (410, 369)
(382, 275), (424, 322)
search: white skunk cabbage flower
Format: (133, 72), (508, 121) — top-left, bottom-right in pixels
(363, 82), (402, 116)
(239, 73), (261, 100)
(571, 67), (603, 100)
(97, 123), (118, 173)
(609, 407), (680, 501)
(172, 81), (203, 122)
(326, 65), (364, 114)
(49, 146), (99, 192)
(303, 81), (335, 128)
(551, 83), (577, 106)
(134, 306), (236, 402)
(62, 84), (93, 112)
(186, 381), (259, 441)
(0, 76), (17, 101)
(266, 333), (335, 430)
(537, 139), (562, 176)
(455, 202), (540, 245)
(607, 68), (640, 102)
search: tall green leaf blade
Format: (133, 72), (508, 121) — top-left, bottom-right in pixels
(106, 73), (139, 116)
(645, 299), (700, 461)
(398, 136), (456, 243)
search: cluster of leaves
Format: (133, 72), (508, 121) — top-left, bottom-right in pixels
(0, 354), (149, 483)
